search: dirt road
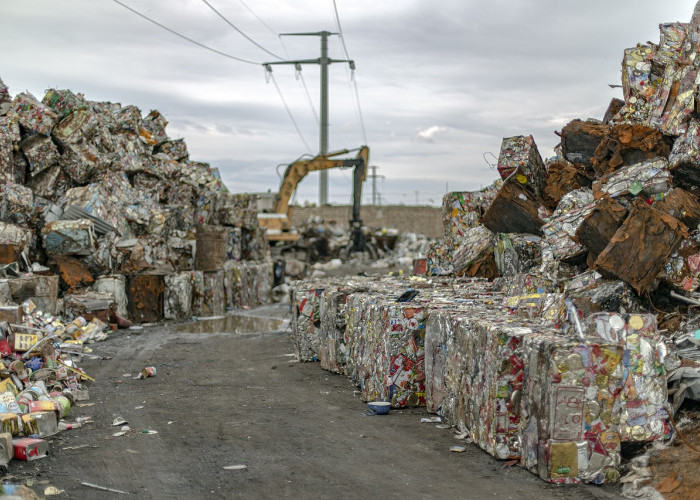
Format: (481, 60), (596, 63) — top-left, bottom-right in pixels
(7, 304), (624, 499)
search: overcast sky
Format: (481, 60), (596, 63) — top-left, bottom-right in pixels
(1, 1), (698, 206)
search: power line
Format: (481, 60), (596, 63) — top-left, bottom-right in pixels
(236, 0), (278, 38)
(331, 0), (351, 60)
(331, 0), (368, 144)
(112, 0), (260, 65)
(201, 0), (284, 60)
(295, 65), (319, 125)
(266, 69), (312, 153)
(233, 0), (291, 58)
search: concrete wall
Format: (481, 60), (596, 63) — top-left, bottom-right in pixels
(289, 205), (443, 239)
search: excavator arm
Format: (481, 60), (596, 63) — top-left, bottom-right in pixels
(274, 146), (369, 215)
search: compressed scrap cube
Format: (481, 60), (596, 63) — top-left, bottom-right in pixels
(20, 134), (60, 177)
(520, 335), (624, 484)
(594, 200), (688, 294)
(496, 135), (547, 198)
(585, 313), (669, 441)
(10, 92), (57, 136)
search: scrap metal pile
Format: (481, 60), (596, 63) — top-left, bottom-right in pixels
(289, 4), (700, 487)
(0, 78), (274, 465)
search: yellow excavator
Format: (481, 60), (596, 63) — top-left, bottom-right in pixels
(257, 145), (375, 258)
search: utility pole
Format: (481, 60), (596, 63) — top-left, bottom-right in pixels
(368, 165), (385, 205)
(263, 31), (354, 206)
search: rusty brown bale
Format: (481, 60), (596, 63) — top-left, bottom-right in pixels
(594, 200), (688, 294)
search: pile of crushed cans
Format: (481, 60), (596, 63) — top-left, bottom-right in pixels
(290, 3), (700, 487)
(0, 64), (278, 468)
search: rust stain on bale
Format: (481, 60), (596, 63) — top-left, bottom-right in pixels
(127, 275), (164, 324)
(594, 200), (688, 294)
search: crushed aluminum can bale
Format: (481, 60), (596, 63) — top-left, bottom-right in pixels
(664, 231), (700, 292)
(141, 109), (168, 145)
(585, 313), (669, 442)
(451, 225), (496, 278)
(592, 158), (672, 203)
(163, 272), (193, 321)
(441, 182), (501, 251)
(9, 92), (57, 136)
(520, 334), (624, 484)
(19, 134), (60, 178)
(41, 219), (96, 256)
(0, 182), (35, 228)
(541, 198), (595, 263)
(192, 270), (225, 317)
(496, 135), (548, 198)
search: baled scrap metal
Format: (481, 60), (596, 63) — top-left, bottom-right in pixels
(0, 116), (20, 172)
(426, 240), (453, 276)
(451, 225), (496, 277)
(381, 302), (428, 407)
(59, 184), (130, 238)
(41, 219), (96, 256)
(654, 188), (700, 229)
(0, 222), (34, 258)
(156, 139), (188, 162)
(42, 89), (85, 120)
(319, 287), (358, 374)
(163, 271), (193, 321)
(566, 280), (641, 318)
(0, 183), (34, 227)
(541, 200), (595, 263)
(192, 270), (225, 317)
(3, 275), (59, 315)
(585, 313), (669, 442)
(9, 92), (57, 136)
(194, 224), (227, 272)
(441, 184), (500, 250)
(542, 158), (592, 211)
(668, 118), (700, 188)
(168, 229), (196, 272)
(559, 120), (609, 170)
(19, 134), (59, 177)
(594, 200), (688, 294)
(520, 334), (624, 484)
(141, 110), (168, 145)
(496, 135), (547, 198)
(0, 77), (10, 106)
(26, 164), (71, 202)
(63, 292), (116, 324)
(93, 274), (128, 317)
(492, 273), (559, 297)
(591, 125), (672, 178)
(51, 108), (100, 147)
(493, 233), (542, 277)
(574, 197), (628, 265)
(481, 176), (548, 236)
(126, 273), (164, 324)
(112, 104), (142, 134)
(592, 158), (672, 204)
(49, 255), (94, 292)
(664, 232), (700, 292)
(290, 283), (327, 362)
(226, 227), (242, 261)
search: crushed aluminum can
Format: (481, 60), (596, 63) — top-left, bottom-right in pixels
(13, 437), (49, 461)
